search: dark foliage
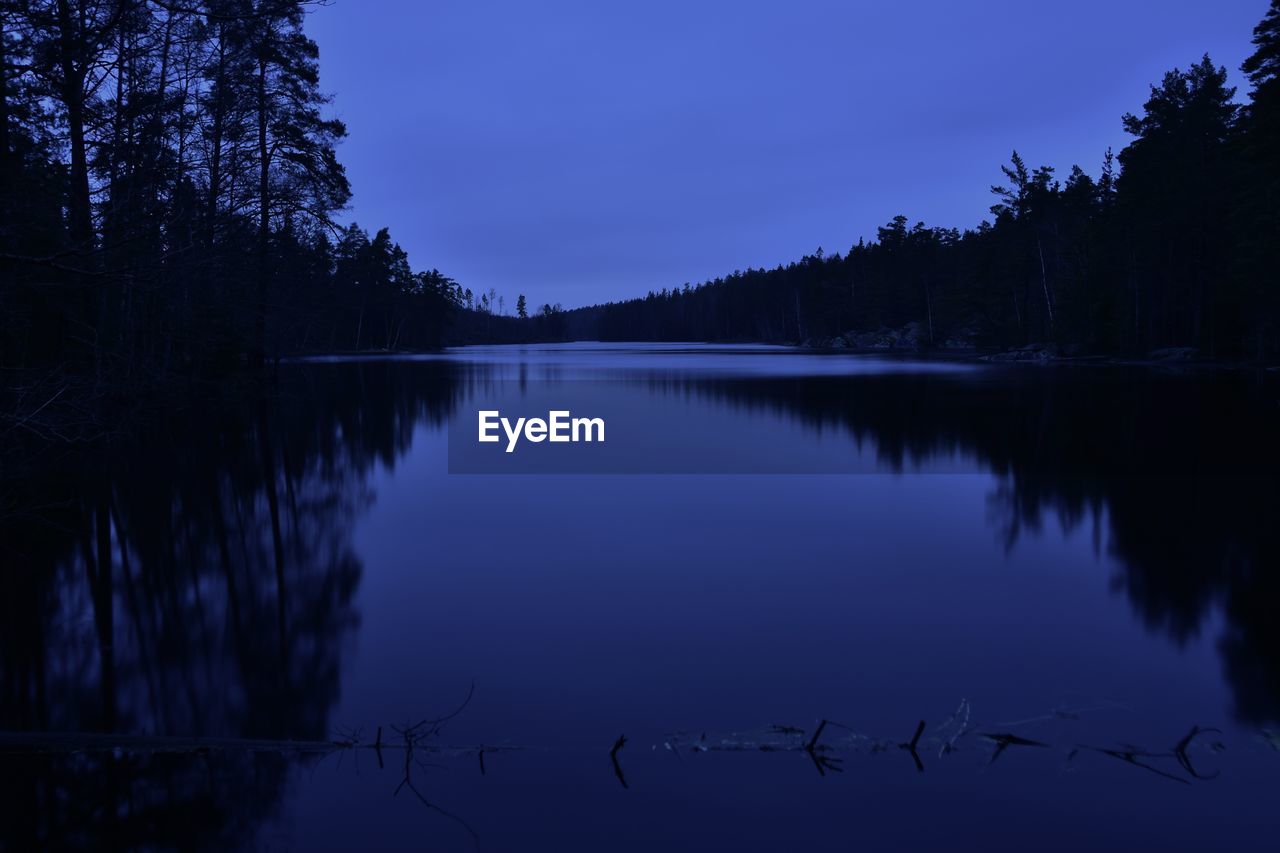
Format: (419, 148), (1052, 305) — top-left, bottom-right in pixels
(546, 13), (1280, 361)
(4, 1), (1279, 412)
(0, 359), (465, 848)
(0, 0), (461, 396)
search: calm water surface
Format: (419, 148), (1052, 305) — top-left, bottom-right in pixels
(3, 344), (1278, 851)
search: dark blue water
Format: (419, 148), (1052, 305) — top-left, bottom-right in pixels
(3, 345), (1278, 851)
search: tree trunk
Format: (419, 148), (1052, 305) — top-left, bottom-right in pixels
(207, 28), (227, 249)
(0, 15), (10, 178)
(56, 0), (93, 251)
(254, 54), (270, 367)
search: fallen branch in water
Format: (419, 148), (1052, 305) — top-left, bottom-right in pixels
(654, 701), (1238, 786)
(1069, 743), (1190, 785)
(1068, 724), (1224, 786)
(979, 732), (1049, 766)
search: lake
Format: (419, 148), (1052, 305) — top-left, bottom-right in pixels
(2, 343), (1278, 851)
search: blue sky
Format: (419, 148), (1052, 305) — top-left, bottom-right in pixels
(308, 0), (1265, 309)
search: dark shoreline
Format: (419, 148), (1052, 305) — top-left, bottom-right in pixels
(5, 343), (1275, 464)
(346, 340), (1280, 373)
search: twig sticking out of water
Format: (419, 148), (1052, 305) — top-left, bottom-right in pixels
(805, 719), (844, 776)
(979, 733), (1049, 766)
(611, 735), (629, 789)
(390, 686), (483, 848)
(1070, 743), (1190, 785)
(1173, 725), (1222, 780)
(899, 720), (926, 773)
(806, 720), (829, 754)
(408, 681), (476, 733)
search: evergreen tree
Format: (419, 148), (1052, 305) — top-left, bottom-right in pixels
(0, 0), (456, 385)
(1239, 0), (1280, 358)
(1118, 56), (1238, 353)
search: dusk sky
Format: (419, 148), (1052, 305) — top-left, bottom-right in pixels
(308, 0), (1264, 310)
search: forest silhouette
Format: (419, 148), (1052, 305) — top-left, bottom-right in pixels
(4, 4), (1279, 848)
(3, 1), (1280, 421)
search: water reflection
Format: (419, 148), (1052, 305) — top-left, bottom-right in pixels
(665, 367), (1279, 722)
(0, 362), (463, 848)
(1, 352), (1277, 848)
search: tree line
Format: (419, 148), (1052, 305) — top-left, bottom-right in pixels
(3, 1), (1279, 389)
(0, 0), (463, 387)
(554, 6), (1280, 361)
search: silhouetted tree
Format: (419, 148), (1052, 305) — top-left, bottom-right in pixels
(0, 0), (459, 407)
(1118, 56), (1238, 354)
(533, 39), (1275, 362)
(1238, 0), (1280, 358)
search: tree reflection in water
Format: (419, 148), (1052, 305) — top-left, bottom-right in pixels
(0, 361), (463, 849)
(670, 366), (1280, 723)
(2, 357), (1277, 848)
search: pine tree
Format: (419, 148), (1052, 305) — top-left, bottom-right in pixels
(246, 0), (350, 363)
(1118, 56), (1238, 352)
(1239, 0), (1280, 358)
